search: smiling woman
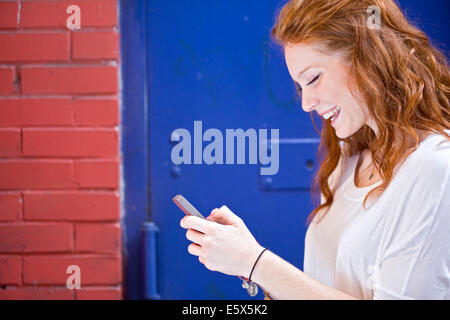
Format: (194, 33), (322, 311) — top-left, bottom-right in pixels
(180, 0), (450, 300)
(271, 0), (450, 215)
(269, 0), (450, 299)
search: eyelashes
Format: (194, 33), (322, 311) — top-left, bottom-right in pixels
(295, 74), (321, 93)
(308, 74), (320, 86)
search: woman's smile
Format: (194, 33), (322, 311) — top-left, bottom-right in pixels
(330, 107), (341, 126)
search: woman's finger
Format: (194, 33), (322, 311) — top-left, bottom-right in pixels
(186, 228), (206, 245)
(181, 215), (218, 234)
(187, 243), (203, 257)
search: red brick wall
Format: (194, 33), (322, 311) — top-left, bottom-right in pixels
(0, 0), (122, 300)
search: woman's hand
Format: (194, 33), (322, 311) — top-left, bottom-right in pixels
(180, 205), (264, 278)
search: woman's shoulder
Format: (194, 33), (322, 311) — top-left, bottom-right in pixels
(389, 131), (450, 204)
(386, 132), (450, 245)
(406, 130), (450, 175)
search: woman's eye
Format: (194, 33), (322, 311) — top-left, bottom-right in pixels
(307, 74), (320, 86)
(295, 74), (321, 94)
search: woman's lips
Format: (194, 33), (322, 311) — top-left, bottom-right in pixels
(330, 108), (341, 126)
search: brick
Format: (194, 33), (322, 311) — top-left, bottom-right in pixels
(23, 255), (121, 285)
(76, 287), (122, 300)
(72, 31), (118, 60)
(21, 66), (118, 95)
(23, 128), (117, 158)
(22, 0), (117, 28)
(0, 223), (73, 253)
(0, 68), (15, 95)
(0, 160), (73, 190)
(73, 99), (118, 126)
(0, 2), (18, 29)
(0, 33), (69, 62)
(24, 191), (119, 221)
(75, 223), (120, 253)
(0, 98), (119, 127)
(0, 193), (21, 222)
(0, 255), (21, 285)
(0, 129), (20, 158)
(0, 98), (73, 127)
(73, 99), (119, 126)
(74, 160), (118, 188)
(0, 287), (74, 300)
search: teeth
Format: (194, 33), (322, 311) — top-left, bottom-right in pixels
(323, 106), (340, 120)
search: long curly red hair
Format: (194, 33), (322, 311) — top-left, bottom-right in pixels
(271, 0), (450, 225)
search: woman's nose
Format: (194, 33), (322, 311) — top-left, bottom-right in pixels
(301, 93), (319, 113)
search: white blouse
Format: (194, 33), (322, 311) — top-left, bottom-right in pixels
(303, 130), (450, 299)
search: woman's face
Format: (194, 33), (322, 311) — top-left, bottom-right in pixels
(284, 42), (378, 138)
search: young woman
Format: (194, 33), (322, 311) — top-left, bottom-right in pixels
(180, 0), (450, 299)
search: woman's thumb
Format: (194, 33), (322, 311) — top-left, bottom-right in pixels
(219, 205), (242, 225)
(207, 205), (242, 225)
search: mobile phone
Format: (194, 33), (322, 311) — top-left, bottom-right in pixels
(172, 194), (206, 219)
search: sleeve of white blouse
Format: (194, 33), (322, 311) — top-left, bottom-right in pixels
(372, 149), (450, 300)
